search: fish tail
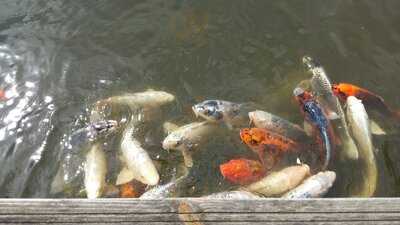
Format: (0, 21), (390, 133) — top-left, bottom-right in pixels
(320, 129), (331, 171)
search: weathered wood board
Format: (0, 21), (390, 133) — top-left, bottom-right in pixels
(0, 198), (399, 224)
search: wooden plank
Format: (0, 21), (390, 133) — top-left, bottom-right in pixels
(0, 198), (399, 224)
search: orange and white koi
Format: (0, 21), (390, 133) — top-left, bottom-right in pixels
(333, 83), (399, 119)
(240, 127), (304, 166)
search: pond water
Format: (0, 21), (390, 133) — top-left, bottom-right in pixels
(0, 0), (399, 198)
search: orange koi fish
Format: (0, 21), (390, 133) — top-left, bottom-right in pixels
(333, 83), (398, 119)
(219, 158), (265, 185)
(0, 89), (6, 101)
(240, 128), (303, 166)
(119, 181), (146, 198)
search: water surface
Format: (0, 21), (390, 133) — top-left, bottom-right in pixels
(0, 0), (399, 197)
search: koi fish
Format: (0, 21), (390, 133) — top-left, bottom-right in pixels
(294, 87), (332, 170)
(303, 56), (359, 160)
(346, 96), (377, 197)
(239, 127), (304, 166)
(282, 171), (336, 198)
(192, 100), (251, 128)
(0, 89), (6, 100)
(242, 164), (310, 197)
(119, 181), (146, 198)
(84, 143), (107, 199)
(96, 90), (175, 110)
(204, 191), (261, 199)
(90, 90), (175, 123)
(162, 121), (218, 167)
(248, 110), (311, 143)
(333, 83), (398, 119)
(120, 119), (159, 186)
(140, 164), (189, 199)
(219, 158), (265, 185)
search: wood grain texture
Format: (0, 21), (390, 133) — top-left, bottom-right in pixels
(0, 198), (399, 224)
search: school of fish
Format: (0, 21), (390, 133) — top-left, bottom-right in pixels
(51, 55), (398, 199)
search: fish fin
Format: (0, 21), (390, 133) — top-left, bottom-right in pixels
(181, 149), (193, 167)
(116, 166), (135, 185)
(326, 111), (340, 120)
(163, 121), (180, 135)
(370, 120), (386, 135)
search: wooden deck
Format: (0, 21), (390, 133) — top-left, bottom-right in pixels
(0, 198), (399, 224)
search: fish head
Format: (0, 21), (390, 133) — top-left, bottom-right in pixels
(88, 120), (118, 140)
(192, 100), (224, 121)
(162, 132), (184, 150)
(219, 158), (265, 185)
(302, 55), (320, 70)
(332, 83), (353, 101)
(293, 87), (314, 105)
(240, 128), (266, 148)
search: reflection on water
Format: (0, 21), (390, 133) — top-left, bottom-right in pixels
(0, 0), (399, 197)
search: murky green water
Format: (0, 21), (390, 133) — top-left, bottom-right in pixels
(0, 0), (399, 197)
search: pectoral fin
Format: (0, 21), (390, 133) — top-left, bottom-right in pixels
(181, 149), (193, 167)
(116, 166), (135, 186)
(370, 119), (386, 135)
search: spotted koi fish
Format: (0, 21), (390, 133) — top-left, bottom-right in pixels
(294, 87), (333, 170)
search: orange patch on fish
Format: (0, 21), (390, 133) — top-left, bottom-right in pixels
(240, 128), (301, 153)
(333, 83), (399, 119)
(119, 181), (146, 198)
(220, 158), (265, 185)
(0, 89), (6, 101)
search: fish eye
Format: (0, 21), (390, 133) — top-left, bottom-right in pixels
(174, 139), (182, 147)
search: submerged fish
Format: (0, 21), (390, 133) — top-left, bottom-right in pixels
(163, 121), (180, 135)
(242, 164), (310, 197)
(282, 171), (336, 198)
(52, 120), (118, 196)
(120, 120), (159, 185)
(119, 181), (146, 198)
(68, 120), (118, 153)
(219, 158), (265, 185)
(249, 110), (311, 142)
(204, 191), (261, 199)
(294, 88), (333, 170)
(346, 96), (377, 197)
(162, 121), (218, 167)
(333, 83), (399, 120)
(97, 90), (175, 110)
(84, 143), (107, 199)
(192, 100), (250, 128)
(140, 165), (189, 199)
(303, 56), (359, 160)
(240, 127), (304, 166)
